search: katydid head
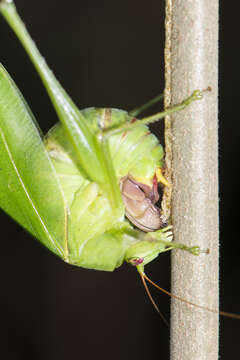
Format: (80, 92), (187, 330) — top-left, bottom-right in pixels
(120, 175), (167, 232)
(124, 227), (172, 268)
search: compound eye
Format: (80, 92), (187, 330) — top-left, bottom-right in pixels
(129, 257), (144, 266)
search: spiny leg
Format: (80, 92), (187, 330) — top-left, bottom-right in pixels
(146, 227), (209, 255)
(101, 88), (210, 192)
(104, 88), (211, 137)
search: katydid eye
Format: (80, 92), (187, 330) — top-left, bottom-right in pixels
(129, 258), (144, 266)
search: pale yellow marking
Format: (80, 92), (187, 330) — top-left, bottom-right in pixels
(156, 167), (172, 188)
(132, 176), (152, 187)
(103, 108), (112, 129)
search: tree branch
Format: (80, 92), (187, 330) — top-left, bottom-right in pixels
(164, 1), (219, 359)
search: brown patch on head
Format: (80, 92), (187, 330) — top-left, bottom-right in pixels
(130, 117), (137, 124)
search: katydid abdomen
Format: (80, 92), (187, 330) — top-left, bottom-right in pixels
(44, 107), (166, 270)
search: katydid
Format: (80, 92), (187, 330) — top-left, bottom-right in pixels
(0, 0), (238, 320)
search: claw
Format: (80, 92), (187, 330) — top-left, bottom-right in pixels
(156, 168), (171, 188)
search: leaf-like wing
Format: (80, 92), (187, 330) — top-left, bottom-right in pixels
(0, 65), (68, 259)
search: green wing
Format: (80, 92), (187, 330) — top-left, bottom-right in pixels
(0, 64), (68, 259)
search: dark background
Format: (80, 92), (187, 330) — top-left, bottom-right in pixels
(0, 0), (239, 359)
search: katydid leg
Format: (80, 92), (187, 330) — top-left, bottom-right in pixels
(0, 1), (104, 184)
(105, 88), (211, 137)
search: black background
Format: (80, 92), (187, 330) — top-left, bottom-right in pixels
(0, 1), (239, 359)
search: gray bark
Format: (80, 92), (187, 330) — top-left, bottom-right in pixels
(164, 1), (219, 359)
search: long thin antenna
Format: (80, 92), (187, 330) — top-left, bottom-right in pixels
(142, 272), (240, 320)
(139, 271), (169, 327)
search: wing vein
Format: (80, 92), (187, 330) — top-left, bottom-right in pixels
(0, 126), (65, 257)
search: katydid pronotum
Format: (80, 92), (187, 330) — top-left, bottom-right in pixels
(0, 0), (238, 322)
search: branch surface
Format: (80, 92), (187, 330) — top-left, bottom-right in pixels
(164, 1), (219, 359)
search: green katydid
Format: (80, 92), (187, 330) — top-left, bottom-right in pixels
(0, 0), (238, 320)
